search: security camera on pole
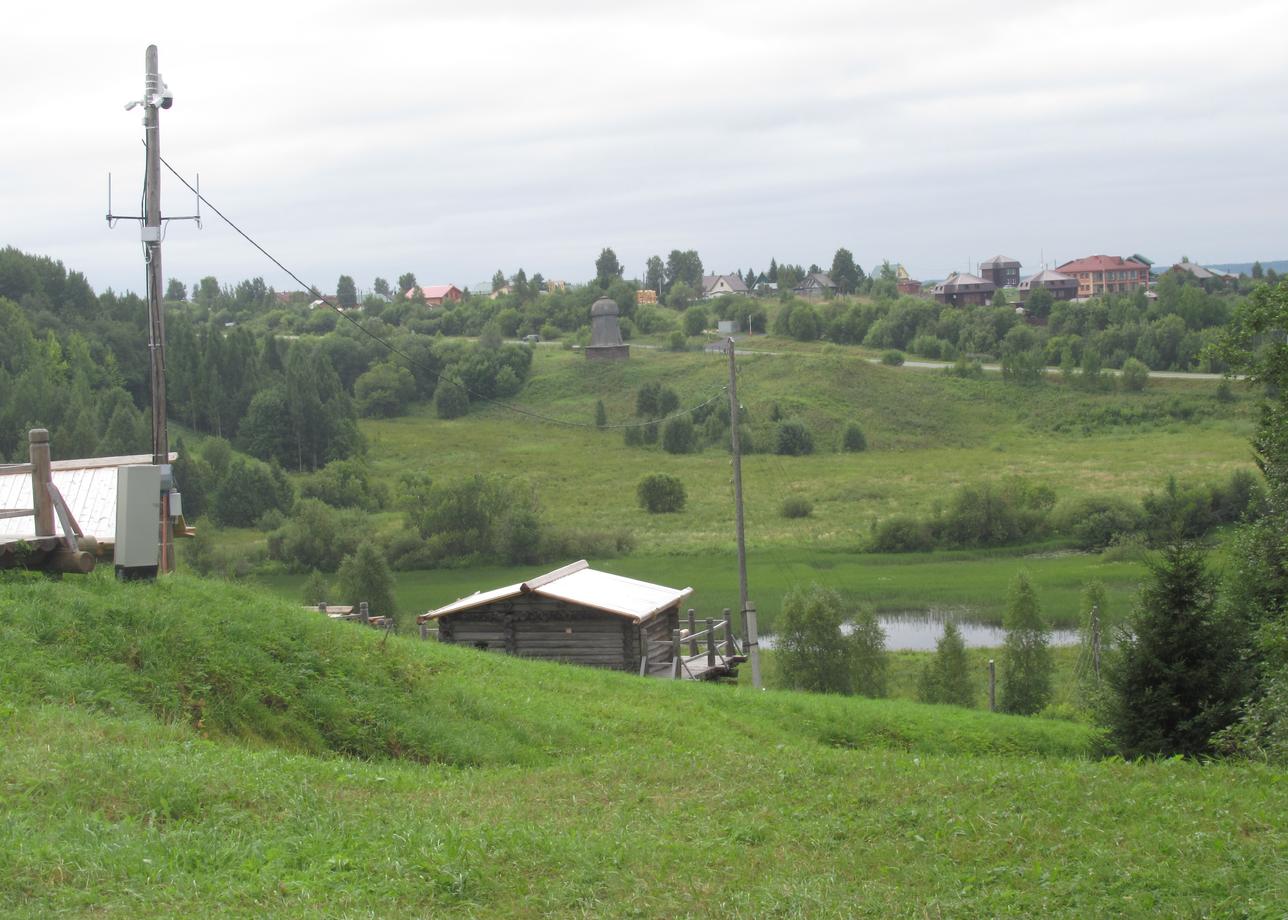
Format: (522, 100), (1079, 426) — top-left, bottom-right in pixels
(111, 46), (197, 574)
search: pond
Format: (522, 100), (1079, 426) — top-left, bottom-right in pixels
(761, 608), (1082, 652)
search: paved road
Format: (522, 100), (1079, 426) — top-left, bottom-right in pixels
(522, 338), (1233, 381)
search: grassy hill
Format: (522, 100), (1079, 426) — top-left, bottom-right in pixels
(2, 572), (1284, 916)
(360, 346), (1253, 556)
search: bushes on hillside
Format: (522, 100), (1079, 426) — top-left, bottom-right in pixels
(637, 473), (686, 513)
(267, 499), (364, 572)
(917, 622), (975, 707)
(662, 417), (698, 454)
(776, 584), (886, 697)
(867, 470), (1262, 554)
(210, 457), (293, 528)
(780, 496), (813, 518)
(999, 573), (1053, 716)
(298, 459), (387, 512)
(336, 541), (399, 628)
(403, 474), (545, 566)
(775, 419), (814, 456)
(434, 376), (470, 419)
(841, 423), (867, 452)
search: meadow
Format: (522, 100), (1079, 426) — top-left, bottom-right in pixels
(2, 572), (1284, 917)
(230, 341), (1254, 638)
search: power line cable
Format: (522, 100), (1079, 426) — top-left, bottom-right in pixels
(156, 153), (726, 430)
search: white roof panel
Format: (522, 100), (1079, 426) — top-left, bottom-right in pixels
(421, 560), (693, 623)
(0, 453), (170, 544)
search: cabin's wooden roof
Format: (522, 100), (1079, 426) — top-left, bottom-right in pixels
(0, 452), (175, 546)
(419, 560), (694, 624)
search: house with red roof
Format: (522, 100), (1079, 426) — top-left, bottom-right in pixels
(405, 284), (464, 306)
(1054, 255), (1150, 298)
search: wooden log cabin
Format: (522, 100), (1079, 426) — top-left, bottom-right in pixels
(417, 560), (692, 674)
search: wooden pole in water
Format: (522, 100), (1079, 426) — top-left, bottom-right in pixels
(727, 338), (761, 689)
(988, 659), (996, 712)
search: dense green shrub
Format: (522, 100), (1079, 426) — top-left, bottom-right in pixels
(1051, 495), (1144, 550)
(776, 584), (886, 697)
(661, 417), (697, 454)
(336, 541), (399, 628)
(637, 473), (686, 513)
(780, 496), (813, 518)
(210, 457), (293, 528)
(917, 621), (975, 707)
(775, 419), (814, 456)
(1120, 357), (1150, 392)
(869, 515), (935, 553)
(841, 423), (867, 452)
(999, 573), (1053, 716)
(682, 306), (707, 337)
(299, 459), (386, 512)
(266, 499), (364, 573)
(433, 376), (470, 419)
(354, 362), (416, 417)
(880, 349), (905, 366)
(405, 474), (545, 565)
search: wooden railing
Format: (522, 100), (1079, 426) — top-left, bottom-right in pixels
(0, 429), (95, 573)
(640, 608), (744, 679)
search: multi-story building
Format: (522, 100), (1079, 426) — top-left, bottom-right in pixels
(930, 272), (995, 307)
(1054, 255), (1150, 298)
(1016, 269), (1078, 303)
(979, 255), (1021, 288)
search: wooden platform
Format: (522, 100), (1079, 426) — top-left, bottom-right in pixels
(665, 652), (747, 681)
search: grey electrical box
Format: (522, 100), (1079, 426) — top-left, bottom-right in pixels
(115, 464), (161, 576)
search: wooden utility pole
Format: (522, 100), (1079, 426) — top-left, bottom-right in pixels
(142, 44), (172, 572)
(727, 338), (761, 688)
(988, 659), (996, 712)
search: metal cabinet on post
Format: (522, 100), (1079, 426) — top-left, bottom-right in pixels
(115, 464), (160, 579)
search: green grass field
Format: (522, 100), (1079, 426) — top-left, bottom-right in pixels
(1, 572), (1283, 917)
(258, 544), (1147, 633)
(354, 348), (1253, 555)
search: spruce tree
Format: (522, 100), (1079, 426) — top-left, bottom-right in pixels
(1105, 542), (1244, 757)
(999, 572), (1053, 715)
(918, 621), (975, 707)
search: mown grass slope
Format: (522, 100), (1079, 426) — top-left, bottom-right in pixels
(2, 572), (1285, 917)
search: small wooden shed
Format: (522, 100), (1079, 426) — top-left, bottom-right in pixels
(417, 560), (692, 673)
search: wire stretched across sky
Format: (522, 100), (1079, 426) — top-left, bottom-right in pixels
(156, 153), (728, 430)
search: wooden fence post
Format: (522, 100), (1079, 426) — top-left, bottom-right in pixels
(723, 607), (735, 656)
(687, 608), (698, 657)
(747, 602), (762, 690)
(672, 629), (682, 679)
(419, 622), (429, 641)
(360, 601), (369, 624)
(706, 618), (716, 667)
(29, 429), (54, 538)
(988, 659), (996, 712)
(1091, 605), (1101, 682)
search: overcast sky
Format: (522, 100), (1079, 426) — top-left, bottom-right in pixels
(2, 0), (1286, 297)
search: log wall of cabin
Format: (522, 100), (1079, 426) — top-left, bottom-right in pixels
(436, 596), (671, 671)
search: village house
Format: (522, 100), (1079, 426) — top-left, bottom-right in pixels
(895, 264), (923, 295)
(793, 272), (836, 299)
(1054, 255), (1150, 298)
(1016, 268), (1079, 303)
(979, 255), (1022, 288)
(418, 560), (691, 674)
(405, 284), (464, 306)
(931, 271), (996, 307)
(701, 274), (749, 299)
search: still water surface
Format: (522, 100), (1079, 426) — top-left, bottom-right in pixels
(761, 609), (1081, 652)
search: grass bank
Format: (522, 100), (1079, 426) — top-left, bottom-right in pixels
(1, 572), (1284, 917)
